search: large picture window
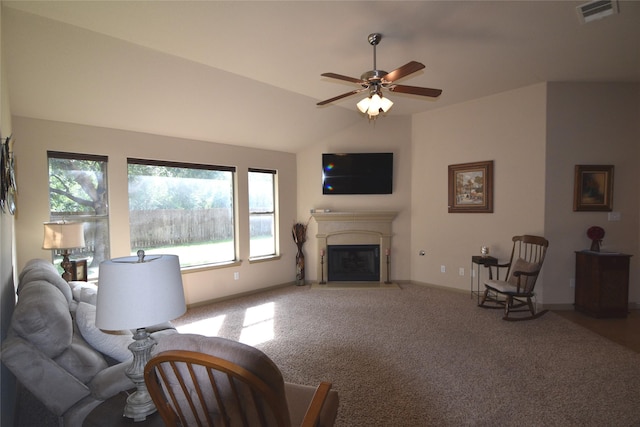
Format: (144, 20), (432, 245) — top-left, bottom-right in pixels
(128, 159), (236, 268)
(48, 151), (110, 279)
(248, 168), (277, 259)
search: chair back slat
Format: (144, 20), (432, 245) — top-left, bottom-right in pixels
(145, 349), (290, 427)
(506, 235), (548, 293)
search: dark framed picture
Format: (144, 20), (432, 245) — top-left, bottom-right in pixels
(573, 165), (614, 212)
(448, 160), (494, 213)
(70, 259), (88, 281)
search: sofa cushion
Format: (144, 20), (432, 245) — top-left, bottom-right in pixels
(76, 302), (133, 362)
(54, 334), (109, 384)
(18, 258), (72, 305)
(69, 281), (98, 305)
(11, 280), (73, 359)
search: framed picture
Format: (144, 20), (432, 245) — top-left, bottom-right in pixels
(70, 259), (88, 281)
(448, 160), (494, 213)
(573, 165), (614, 211)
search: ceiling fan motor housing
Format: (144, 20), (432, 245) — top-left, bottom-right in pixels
(360, 69), (388, 84)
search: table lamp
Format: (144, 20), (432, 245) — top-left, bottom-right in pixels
(42, 221), (86, 282)
(96, 250), (186, 421)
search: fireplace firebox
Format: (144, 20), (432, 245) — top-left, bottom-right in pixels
(327, 245), (380, 282)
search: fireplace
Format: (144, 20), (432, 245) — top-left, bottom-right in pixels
(328, 245), (380, 282)
(311, 211), (398, 284)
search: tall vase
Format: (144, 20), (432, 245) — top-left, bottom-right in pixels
(295, 243), (305, 286)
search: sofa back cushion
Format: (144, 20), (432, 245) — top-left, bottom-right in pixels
(11, 280), (73, 358)
(18, 258), (72, 305)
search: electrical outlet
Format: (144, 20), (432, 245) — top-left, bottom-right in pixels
(440, 265), (446, 273)
(459, 267), (465, 276)
(234, 272), (239, 280)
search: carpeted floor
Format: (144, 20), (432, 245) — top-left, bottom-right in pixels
(174, 283), (640, 426)
(14, 283), (640, 426)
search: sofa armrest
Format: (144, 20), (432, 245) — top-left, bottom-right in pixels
(88, 360), (134, 400)
(1, 335), (90, 416)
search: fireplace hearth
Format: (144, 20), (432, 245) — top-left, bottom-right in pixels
(328, 245), (380, 282)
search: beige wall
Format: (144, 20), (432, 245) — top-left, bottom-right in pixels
(410, 84), (548, 295)
(12, 117), (298, 305)
(296, 115), (413, 282)
(544, 82), (640, 306)
(9, 83), (640, 308)
(410, 82), (640, 307)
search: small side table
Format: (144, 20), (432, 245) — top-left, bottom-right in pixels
(83, 391), (164, 427)
(471, 255), (498, 304)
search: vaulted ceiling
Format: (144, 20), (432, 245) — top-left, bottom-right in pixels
(4, 1), (640, 153)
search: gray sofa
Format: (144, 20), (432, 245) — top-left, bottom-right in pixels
(1, 259), (174, 426)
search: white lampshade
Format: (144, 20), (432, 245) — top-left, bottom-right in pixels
(96, 254), (186, 330)
(356, 97), (370, 113)
(357, 93), (393, 118)
(42, 222), (85, 250)
(379, 96), (394, 113)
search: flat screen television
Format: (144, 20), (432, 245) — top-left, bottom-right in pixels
(322, 153), (393, 195)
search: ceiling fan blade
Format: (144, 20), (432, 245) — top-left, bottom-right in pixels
(383, 61), (425, 82)
(320, 72), (365, 85)
(389, 84), (442, 98)
(317, 89), (364, 106)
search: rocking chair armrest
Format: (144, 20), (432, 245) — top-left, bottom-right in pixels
(512, 269), (541, 292)
(512, 269), (540, 277)
(301, 381), (333, 427)
(484, 262), (511, 280)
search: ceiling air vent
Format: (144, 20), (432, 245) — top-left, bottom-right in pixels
(577, 0), (619, 24)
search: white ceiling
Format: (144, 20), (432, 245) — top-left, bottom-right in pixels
(4, 1), (640, 153)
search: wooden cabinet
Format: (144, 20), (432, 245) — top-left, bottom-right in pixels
(574, 251), (632, 318)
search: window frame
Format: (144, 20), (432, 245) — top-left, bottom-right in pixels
(248, 168), (278, 261)
(47, 151), (110, 280)
(127, 158), (238, 269)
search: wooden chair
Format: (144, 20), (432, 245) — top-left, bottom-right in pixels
(144, 334), (338, 427)
(479, 235), (549, 321)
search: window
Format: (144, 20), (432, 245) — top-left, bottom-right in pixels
(128, 159), (236, 268)
(48, 151), (110, 279)
(248, 168), (277, 258)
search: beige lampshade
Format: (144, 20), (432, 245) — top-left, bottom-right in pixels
(42, 222), (86, 250)
(96, 254), (186, 330)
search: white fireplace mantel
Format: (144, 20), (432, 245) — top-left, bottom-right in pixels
(311, 211), (398, 283)
(311, 211), (398, 223)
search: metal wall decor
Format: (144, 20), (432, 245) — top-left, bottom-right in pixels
(1, 134), (17, 215)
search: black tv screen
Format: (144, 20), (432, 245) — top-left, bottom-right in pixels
(322, 153), (393, 195)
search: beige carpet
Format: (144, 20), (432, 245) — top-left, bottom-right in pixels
(174, 283), (640, 426)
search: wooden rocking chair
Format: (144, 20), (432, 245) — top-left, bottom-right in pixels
(479, 235), (549, 321)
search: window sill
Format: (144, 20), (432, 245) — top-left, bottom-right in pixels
(181, 260), (243, 274)
(248, 255), (281, 264)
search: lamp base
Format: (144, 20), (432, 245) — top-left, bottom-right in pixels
(124, 328), (157, 421)
(124, 390), (157, 422)
(60, 250), (73, 282)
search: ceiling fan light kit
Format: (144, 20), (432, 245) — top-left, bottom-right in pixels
(317, 33), (442, 121)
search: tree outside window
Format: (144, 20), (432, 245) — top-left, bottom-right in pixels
(48, 152), (110, 278)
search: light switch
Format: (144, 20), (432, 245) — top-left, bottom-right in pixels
(608, 211), (621, 221)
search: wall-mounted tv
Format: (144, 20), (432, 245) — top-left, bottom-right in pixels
(322, 153), (393, 195)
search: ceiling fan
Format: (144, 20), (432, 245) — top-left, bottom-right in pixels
(317, 33), (443, 119)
